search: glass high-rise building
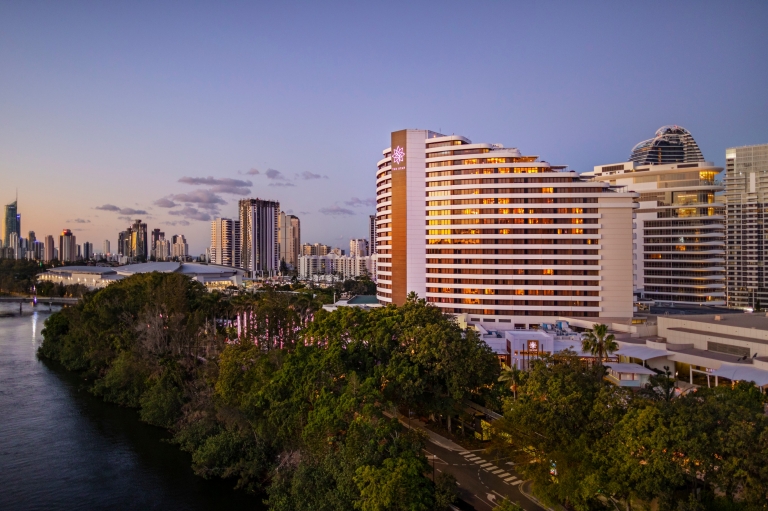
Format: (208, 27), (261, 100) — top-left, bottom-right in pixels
(278, 212), (300, 269)
(725, 143), (768, 309)
(3, 200), (20, 248)
(239, 198), (280, 277)
(210, 218), (241, 267)
(59, 229), (77, 263)
(590, 126), (725, 306)
(376, 129), (637, 328)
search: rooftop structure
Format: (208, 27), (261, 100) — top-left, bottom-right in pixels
(629, 125), (705, 166)
(321, 295), (382, 312)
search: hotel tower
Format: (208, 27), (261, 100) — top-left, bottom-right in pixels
(375, 129), (637, 329)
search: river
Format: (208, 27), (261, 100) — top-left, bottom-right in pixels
(0, 304), (265, 511)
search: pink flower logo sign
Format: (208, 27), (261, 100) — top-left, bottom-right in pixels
(392, 146), (405, 164)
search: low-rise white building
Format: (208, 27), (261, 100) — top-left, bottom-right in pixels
(299, 254), (375, 281)
(613, 313), (768, 390)
(38, 262), (246, 291)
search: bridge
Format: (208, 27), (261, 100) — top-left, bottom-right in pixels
(0, 296), (80, 305)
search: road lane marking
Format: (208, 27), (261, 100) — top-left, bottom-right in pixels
(484, 466), (498, 471)
(459, 451), (469, 455)
(510, 480), (522, 486)
(504, 476), (518, 482)
(475, 459), (486, 464)
(480, 463), (492, 468)
(499, 472), (511, 478)
(492, 469), (505, 474)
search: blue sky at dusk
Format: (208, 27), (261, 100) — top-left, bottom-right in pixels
(1, 1), (767, 254)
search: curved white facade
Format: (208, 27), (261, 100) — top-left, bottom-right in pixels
(376, 129), (638, 328)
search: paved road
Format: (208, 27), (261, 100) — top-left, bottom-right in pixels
(390, 412), (543, 511)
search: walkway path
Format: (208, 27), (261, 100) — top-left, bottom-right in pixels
(386, 411), (543, 511)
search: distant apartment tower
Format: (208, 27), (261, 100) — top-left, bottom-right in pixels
(210, 218), (241, 267)
(591, 126), (725, 306)
(239, 199), (280, 276)
(83, 242), (94, 261)
(131, 219), (148, 260)
(103, 240), (111, 256)
(725, 143), (768, 309)
(278, 212), (300, 269)
(302, 242), (331, 256)
(8, 232), (20, 259)
(369, 214), (377, 254)
(3, 200), (20, 248)
(59, 229), (77, 263)
(376, 129), (637, 327)
(45, 235), (55, 262)
(171, 235), (188, 259)
(150, 228), (163, 259)
(349, 238), (369, 257)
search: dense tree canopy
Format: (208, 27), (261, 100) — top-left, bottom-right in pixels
(39, 274), (496, 509)
(490, 353), (768, 511)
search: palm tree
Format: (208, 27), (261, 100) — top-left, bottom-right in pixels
(581, 323), (618, 363)
(498, 366), (524, 400)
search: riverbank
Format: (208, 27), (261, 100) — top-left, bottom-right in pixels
(0, 309), (264, 511)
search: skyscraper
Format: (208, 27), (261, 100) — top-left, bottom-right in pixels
(239, 198), (280, 276)
(9, 232), (20, 259)
(3, 200), (20, 248)
(171, 234), (188, 259)
(44, 235), (54, 262)
(59, 229), (77, 263)
(118, 229), (131, 257)
(349, 238), (369, 257)
(725, 143), (768, 309)
(278, 212), (300, 269)
(130, 219), (148, 260)
(369, 214), (376, 254)
(376, 129), (637, 328)
(150, 228), (163, 259)
(210, 218), (241, 267)
(591, 126), (725, 306)
(103, 239), (111, 256)
(83, 242), (93, 261)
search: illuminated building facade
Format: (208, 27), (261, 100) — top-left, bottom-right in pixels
(375, 129), (637, 329)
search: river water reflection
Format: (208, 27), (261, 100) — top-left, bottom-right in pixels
(0, 304), (265, 511)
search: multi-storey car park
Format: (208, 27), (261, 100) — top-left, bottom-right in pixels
(725, 143), (768, 309)
(375, 129), (637, 331)
(588, 126), (725, 306)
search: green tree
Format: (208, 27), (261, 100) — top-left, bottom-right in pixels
(581, 323), (617, 363)
(638, 365), (676, 402)
(498, 366), (524, 400)
(354, 453), (434, 511)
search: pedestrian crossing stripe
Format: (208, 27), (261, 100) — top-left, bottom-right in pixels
(504, 476), (518, 482)
(511, 480), (522, 486)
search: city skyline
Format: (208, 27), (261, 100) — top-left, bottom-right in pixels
(1, 2), (767, 255)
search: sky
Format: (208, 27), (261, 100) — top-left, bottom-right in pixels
(1, 1), (767, 255)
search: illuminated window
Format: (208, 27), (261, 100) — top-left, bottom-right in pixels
(543, 187), (553, 193)
(543, 269), (554, 275)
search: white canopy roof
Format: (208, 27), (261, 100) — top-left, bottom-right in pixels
(711, 365), (768, 387)
(605, 363), (657, 375)
(615, 345), (670, 360)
